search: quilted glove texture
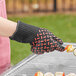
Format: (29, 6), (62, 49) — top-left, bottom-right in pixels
(10, 21), (65, 54)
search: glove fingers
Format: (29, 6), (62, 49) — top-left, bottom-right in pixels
(31, 39), (65, 54)
(53, 41), (65, 52)
(53, 36), (63, 45)
(49, 32), (63, 45)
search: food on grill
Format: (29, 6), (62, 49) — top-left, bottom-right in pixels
(44, 72), (54, 76)
(34, 72), (76, 76)
(66, 73), (76, 76)
(55, 72), (65, 76)
(65, 45), (74, 52)
(65, 45), (76, 56)
(34, 71), (43, 76)
(73, 48), (76, 56)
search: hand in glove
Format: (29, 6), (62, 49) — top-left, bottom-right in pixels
(10, 21), (65, 54)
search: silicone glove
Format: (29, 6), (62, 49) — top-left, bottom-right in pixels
(9, 21), (65, 54)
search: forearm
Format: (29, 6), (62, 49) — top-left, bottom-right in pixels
(0, 17), (17, 37)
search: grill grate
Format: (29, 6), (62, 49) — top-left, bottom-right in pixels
(1, 43), (76, 76)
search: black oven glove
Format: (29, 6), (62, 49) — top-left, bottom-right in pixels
(9, 21), (65, 54)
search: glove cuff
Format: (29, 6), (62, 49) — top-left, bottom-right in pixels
(9, 21), (40, 43)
